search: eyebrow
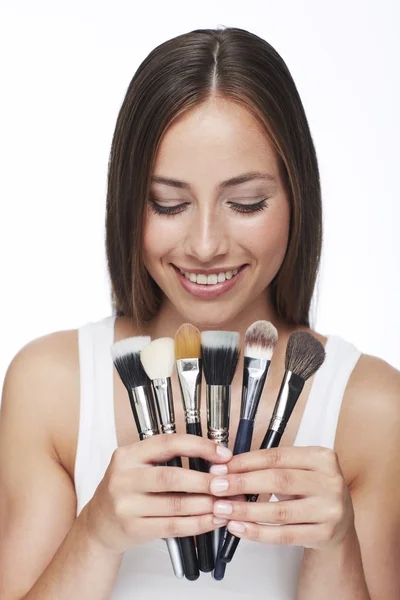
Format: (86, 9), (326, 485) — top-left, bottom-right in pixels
(150, 171), (277, 190)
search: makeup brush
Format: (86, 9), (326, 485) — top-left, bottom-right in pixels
(110, 336), (184, 580)
(220, 330), (326, 564)
(140, 338), (200, 582)
(201, 330), (240, 581)
(174, 323), (215, 574)
(215, 321), (278, 572)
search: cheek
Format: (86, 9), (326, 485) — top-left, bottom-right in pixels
(142, 213), (180, 265)
(237, 205), (290, 267)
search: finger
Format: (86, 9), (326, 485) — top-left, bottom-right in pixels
(138, 493), (214, 517)
(225, 521), (333, 548)
(133, 465), (214, 494)
(113, 433), (232, 468)
(209, 468), (325, 497)
(213, 497), (321, 524)
(227, 446), (341, 476)
(132, 513), (229, 539)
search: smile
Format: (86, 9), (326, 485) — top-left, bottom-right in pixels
(172, 264), (247, 299)
(178, 268), (239, 285)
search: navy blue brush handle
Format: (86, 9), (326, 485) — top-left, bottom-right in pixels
(220, 428), (283, 563)
(213, 418), (255, 579)
(233, 418), (255, 455)
(186, 421), (215, 573)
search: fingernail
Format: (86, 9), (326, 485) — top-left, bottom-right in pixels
(216, 445), (232, 459)
(228, 521), (246, 533)
(213, 517), (229, 525)
(209, 464), (228, 476)
(210, 478), (229, 493)
(214, 501), (233, 515)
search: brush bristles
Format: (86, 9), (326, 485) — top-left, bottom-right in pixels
(285, 331), (326, 380)
(174, 323), (201, 360)
(244, 320), (278, 360)
(140, 337), (175, 380)
(201, 330), (240, 385)
(111, 336), (152, 389)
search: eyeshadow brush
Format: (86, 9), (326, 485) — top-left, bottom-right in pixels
(174, 323), (215, 573)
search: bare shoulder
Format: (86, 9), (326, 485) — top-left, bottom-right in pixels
(335, 351), (400, 485)
(2, 328), (81, 477)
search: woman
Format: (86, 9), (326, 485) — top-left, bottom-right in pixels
(0, 26), (399, 599)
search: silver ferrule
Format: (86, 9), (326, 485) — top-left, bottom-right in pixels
(241, 357), (271, 420)
(130, 386), (159, 439)
(152, 377), (176, 435)
(176, 358), (202, 424)
(206, 385), (231, 445)
(269, 370), (293, 433)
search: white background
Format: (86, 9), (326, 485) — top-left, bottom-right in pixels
(1, 0), (399, 399)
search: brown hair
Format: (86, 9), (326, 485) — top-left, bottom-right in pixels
(105, 26), (322, 327)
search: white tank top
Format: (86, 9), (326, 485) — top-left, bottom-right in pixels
(74, 315), (361, 599)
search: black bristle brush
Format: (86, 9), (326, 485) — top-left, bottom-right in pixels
(200, 330), (240, 581)
(110, 337), (184, 580)
(220, 330), (326, 564)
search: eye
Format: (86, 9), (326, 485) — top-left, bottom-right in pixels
(148, 197), (189, 216)
(228, 196), (269, 214)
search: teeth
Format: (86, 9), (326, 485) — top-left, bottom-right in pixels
(179, 267), (241, 285)
(207, 274), (218, 285)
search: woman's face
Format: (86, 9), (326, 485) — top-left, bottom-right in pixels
(143, 97), (290, 328)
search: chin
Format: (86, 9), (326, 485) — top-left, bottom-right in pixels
(176, 300), (243, 331)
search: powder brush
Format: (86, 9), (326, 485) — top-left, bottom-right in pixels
(200, 330), (240, 581)
(140, 337), (200, 582)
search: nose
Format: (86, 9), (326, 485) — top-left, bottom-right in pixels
(182, 205), (229, 263)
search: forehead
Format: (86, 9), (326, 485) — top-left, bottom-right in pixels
(152, 97), (281, 184)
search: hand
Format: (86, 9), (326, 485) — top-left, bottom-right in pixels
(82, 434), (232, 554)
(210, 446), (355, 551)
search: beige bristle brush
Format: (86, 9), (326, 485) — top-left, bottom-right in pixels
(214, 320), (278, 579)
(140, 338), (200, 582)
(220, 330), (326, 564)
(110, 337), (184, 580)
(174, 324), (215, 574)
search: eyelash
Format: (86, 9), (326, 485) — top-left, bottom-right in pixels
(148, 196), (269, 216)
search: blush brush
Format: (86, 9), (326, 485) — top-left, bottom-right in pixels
(174, 323), (215, 573)
(110, 336), (184, 580)
(220, 330), (326, 564)
(140, 337), (200, 582)
(215, 320), (278, 573)
(200, 330), (240, 581)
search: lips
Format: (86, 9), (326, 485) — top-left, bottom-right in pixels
(172, 264), (247, 299)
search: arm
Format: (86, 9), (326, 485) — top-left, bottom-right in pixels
(0, 334), (123, 600)
(298, 355), (400, 599)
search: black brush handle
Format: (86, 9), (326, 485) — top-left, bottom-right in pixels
(186, 421), (215, 573)
(166, 454), (200, 580)
(215, 418), (255, 570)
(220, 428), (283, 563)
